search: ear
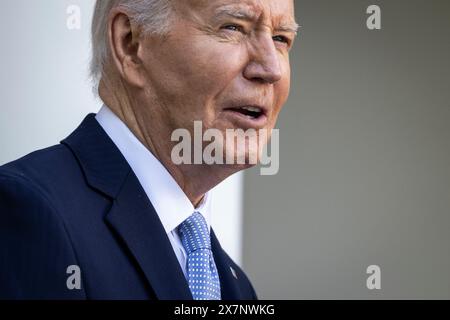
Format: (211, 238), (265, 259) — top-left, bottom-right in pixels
(107, 8), (146, 88)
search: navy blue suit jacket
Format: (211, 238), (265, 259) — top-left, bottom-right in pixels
(0, 114), (258, 300)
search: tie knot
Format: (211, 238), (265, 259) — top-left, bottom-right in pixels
(178, 212), (211, 253)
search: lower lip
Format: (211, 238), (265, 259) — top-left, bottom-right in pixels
(221, 110), (268, 129)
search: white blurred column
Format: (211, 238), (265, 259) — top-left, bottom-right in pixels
(211, 172), (244, 266)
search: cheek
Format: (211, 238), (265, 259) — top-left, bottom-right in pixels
(174, 40), (245, 97)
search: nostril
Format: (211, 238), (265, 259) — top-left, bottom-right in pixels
(252, 77), (269, 84)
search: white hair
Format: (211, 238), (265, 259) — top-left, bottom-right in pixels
(90, 0), (173, 92)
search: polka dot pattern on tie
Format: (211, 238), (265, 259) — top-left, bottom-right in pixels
(178, 212), (221, 300)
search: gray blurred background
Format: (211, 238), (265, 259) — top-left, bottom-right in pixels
(243, 0), (450, 299)
(1, 0), (449, 299)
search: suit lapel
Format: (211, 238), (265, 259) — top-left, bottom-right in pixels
(105, 170), (192, 300)
(211, 229), (243, 300)
(61, 114), (192, 300)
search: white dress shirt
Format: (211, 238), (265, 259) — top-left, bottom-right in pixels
(95, 104), (212, 279)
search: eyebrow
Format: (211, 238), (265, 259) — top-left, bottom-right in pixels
(275, 21), (300, 35)
(213, 5), (259, 21)
(212, 5), (300, 35)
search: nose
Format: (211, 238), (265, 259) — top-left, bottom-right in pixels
(243, 34), (283, 84)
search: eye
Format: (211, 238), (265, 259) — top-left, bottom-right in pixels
(221, 24), (245, 33)
(272, 35), (290, 45)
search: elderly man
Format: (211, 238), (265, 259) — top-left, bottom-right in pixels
(0, 0), (297, 299)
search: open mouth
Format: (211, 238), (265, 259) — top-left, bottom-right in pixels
(224, 106), (265, 119)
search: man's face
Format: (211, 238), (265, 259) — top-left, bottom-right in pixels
(137, 0), (296, 165)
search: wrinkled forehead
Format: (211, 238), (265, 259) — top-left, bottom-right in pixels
(177, 0), (297, 29)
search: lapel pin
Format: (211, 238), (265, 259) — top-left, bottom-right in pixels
(230, 266), (238, 279)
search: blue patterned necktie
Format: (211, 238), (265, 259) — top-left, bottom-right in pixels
(178, 212), (222, 300)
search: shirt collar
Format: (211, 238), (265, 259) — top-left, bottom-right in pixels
(95, 104), (212, 234)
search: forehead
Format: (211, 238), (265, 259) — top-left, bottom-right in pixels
(183, 0), (296, 26)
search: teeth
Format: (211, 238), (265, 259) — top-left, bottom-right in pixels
(241, 106), (261, 113)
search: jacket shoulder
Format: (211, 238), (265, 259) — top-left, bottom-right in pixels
(0, 149), (87, 299)
(0, 143), (83, 199)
